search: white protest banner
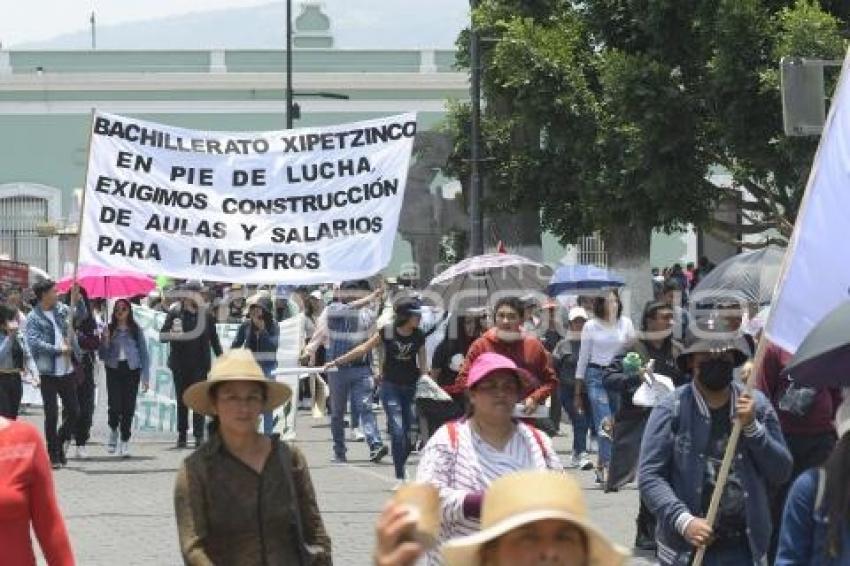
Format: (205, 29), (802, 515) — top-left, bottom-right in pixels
(133, 306), (304, 439)
(765, 49), (850, 354)
(78, 112), (417, 284)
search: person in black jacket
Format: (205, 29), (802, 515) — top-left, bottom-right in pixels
(65, 287), (99, 459)
(159, 281), (222, 448)
(610, 301), (684, 549)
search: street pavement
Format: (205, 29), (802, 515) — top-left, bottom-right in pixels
(23, 391), (656, 565)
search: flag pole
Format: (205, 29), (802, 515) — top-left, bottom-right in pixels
(692, 49), (850, 566)
(67, 108), (97, 334)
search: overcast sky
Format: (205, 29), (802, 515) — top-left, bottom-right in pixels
(0, 0), (273, 47)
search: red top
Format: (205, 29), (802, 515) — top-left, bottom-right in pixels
(756, 341), (842, 436)
(447, 328), (558, 403)
(0, 419), (74, 566)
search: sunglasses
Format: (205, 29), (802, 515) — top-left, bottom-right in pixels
(114, 305), (129, 313)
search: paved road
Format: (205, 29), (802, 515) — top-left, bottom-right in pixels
(24, 399), (655, 565)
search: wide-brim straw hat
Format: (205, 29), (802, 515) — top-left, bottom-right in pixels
(183, 349), (292, 417)
(442, 471), (629, 566)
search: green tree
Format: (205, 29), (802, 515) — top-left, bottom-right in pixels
(445, 0), (846, 306)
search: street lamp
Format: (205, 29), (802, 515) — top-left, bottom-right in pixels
(469, 0), (484, 256)
(285, 0), (349, 127)
(286, 0), (294, 128)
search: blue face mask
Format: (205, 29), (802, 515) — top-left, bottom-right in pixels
(698, 358), (735, 391)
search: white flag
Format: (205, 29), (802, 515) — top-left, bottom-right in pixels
(766, 49), (850, 353)
(78, 112), (417, 285)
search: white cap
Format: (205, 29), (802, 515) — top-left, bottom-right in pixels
(309, 290), (323, 301)
(568, 307), (589, 322)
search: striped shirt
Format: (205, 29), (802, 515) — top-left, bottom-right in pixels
(416, 420), (562, 564)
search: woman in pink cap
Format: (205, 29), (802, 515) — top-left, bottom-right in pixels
(415, 352), (562, 562)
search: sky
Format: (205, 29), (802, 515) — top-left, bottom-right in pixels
(0, 0), (273, 47)
(0, 0), (467, 50)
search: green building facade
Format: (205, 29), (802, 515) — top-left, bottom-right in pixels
(0, 6), (693, 281)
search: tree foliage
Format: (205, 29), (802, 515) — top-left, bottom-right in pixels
(444, 0), (847, 249)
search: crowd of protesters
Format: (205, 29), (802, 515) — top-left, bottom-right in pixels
(2, 264), (850, 566)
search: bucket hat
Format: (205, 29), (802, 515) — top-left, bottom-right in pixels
(183, 349), (292, 417)
(442, 471), (630, 566)
(248, 296), (274, 315)
(676, 338), (751, 374)
(467, 352), (533, 391)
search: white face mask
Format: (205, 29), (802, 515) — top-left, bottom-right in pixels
(496, 329), (523, 343)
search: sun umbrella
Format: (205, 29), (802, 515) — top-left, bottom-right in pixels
(426, 253), (552, 311)
(781, 301), (850, 388)
(692, 246), (784, 306)
(56, 265), (156, 299)
(546, 264), (625, 296)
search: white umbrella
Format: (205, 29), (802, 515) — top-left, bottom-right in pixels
(426, 253), (552, 311)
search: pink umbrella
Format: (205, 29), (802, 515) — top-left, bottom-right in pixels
(56, 265), (156, 299)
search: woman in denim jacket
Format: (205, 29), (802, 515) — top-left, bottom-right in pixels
(99, 299), (149, 457)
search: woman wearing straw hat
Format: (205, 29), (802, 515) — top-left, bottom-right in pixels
(415, 352), (562, 560)
(374, 470), (629, 566)
(174, 349), (332, 566)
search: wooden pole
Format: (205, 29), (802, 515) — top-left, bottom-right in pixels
(66, 109), (96, 336)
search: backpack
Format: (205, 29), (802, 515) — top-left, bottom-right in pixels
(446, 418), (553, 469)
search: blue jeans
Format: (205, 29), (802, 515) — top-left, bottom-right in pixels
(350, 389), (361, 430)
(380, 381), (416, 480)
(260, 364), (276, 436)
(329, 365), (382, 458)
(585, 366), (616, 466)
(560, 381), (590, 456)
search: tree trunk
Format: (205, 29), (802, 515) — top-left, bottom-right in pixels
(604, 221), (653, 323)
(480, 89), (544, 260)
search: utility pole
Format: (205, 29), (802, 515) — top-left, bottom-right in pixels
(286, 0), (294, 129)
(90, 10), (96, 49)
(468, 0), (484, 256)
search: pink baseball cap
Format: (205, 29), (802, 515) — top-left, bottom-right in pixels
(467, 352), (534, 391)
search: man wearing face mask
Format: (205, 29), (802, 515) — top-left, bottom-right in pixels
(638, 340), (791, 566)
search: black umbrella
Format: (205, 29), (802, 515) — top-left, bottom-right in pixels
(781, 301), (850, 388)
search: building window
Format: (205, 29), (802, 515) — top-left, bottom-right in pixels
(0, 195), (50, 271)
(575, 232), (607, 267)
